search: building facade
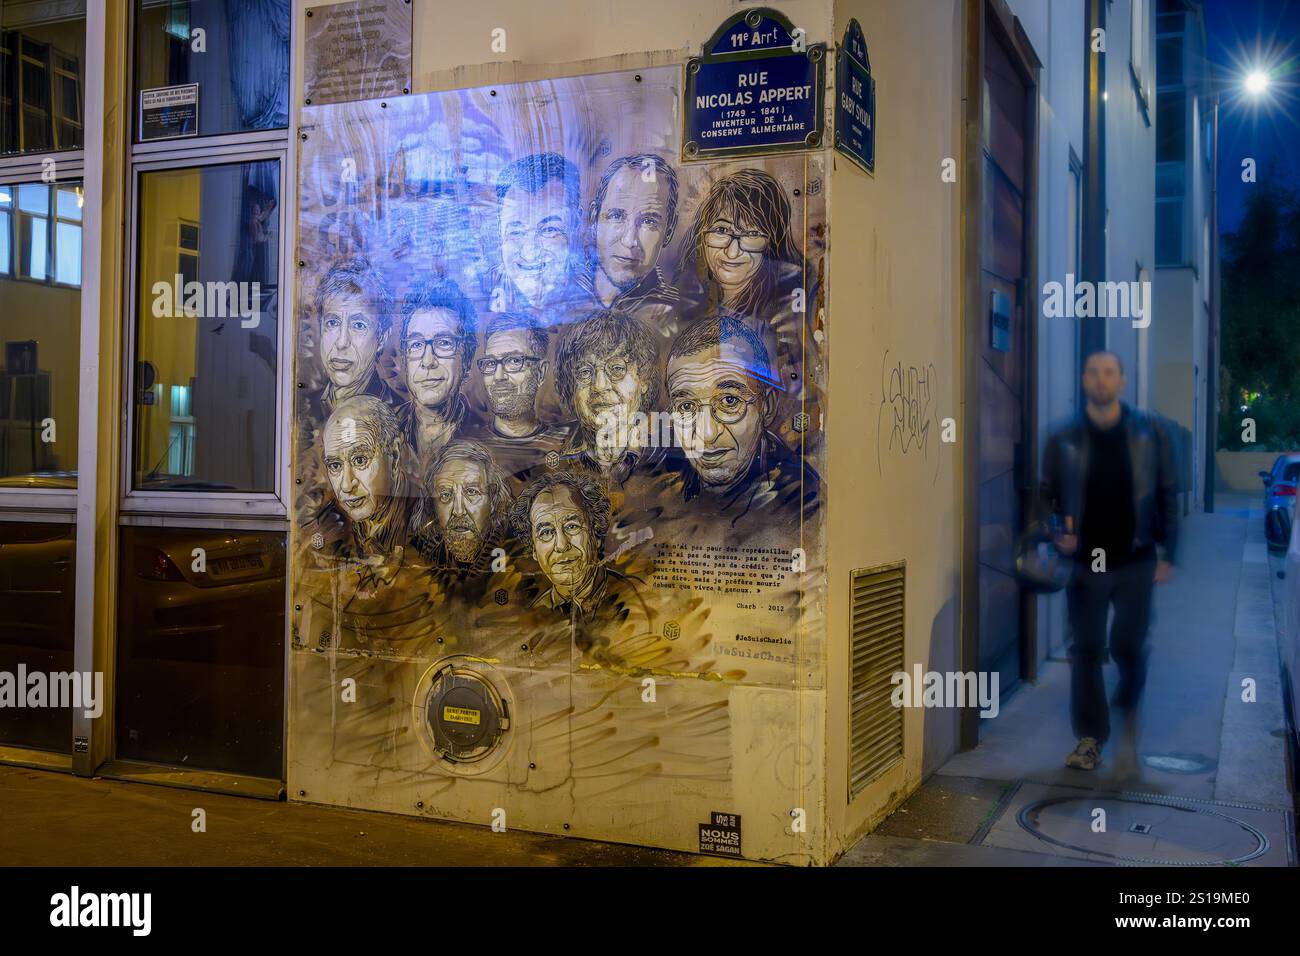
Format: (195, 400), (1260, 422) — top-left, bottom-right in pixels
(0, 0), (1168, 864)
(1151, 0), (1218, 514)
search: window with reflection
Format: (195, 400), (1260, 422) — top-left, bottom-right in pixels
(0, 521), (75, 753)
(116, 526), (285, 778)
(0, 0), (86, 155)
(0, 179), (81, 485)
(134, 0), (289, 141)
(133, 160), (279, 492)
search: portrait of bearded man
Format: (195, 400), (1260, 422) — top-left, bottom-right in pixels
(411, 439), (513, 573)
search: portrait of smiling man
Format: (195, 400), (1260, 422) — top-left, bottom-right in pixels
(579, 153), (682, 324)
(397, 276), (479, 464)
(491, 152), (584, 318)
(509, 470), (652, 662)
(665, 315), (818, 530)
(310, 256), (399, 415)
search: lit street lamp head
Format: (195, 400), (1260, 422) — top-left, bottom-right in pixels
(1245, 70), (1270, 96)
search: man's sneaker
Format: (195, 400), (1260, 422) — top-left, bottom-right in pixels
(1065, 737), (1102, 770)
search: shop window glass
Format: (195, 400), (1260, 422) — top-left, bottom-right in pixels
(0, 180), (81, 484)
(133, 0), (289, 141)
(0, 0), (86, 155)
(132, 160), (279, 492)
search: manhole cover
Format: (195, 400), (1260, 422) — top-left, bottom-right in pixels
(1142, 753), (1212, 774)
(1017, 796), (1269, 865)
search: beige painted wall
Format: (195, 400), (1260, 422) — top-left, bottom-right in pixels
(1217, 451), (1295, 493)
(822, 0), (964, 857)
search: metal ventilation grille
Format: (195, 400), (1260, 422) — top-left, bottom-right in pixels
(849, 562), (905, 800)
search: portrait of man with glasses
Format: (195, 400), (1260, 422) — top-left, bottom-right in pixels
(552, 308), (664, 486)
(397, 276), (480, 464)
(665, 315), (818, 532)
(463, 312), (574, 479)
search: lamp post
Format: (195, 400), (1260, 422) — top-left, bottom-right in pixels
(1205, 66), (1274, 514)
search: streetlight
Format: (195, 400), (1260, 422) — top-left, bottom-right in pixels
(1244, 70), (1270, 96)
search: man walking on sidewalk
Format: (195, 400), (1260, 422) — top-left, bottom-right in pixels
(1043, 350), (1179, 772)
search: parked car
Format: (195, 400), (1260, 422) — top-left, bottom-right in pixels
(1259, 453), (1300, 551)
(1283, 500), (1300, 775)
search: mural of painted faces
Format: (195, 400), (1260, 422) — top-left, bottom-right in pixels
(592, 158), (676, 299)
(479, 317), (548, 426)
(322, 398), (404, 524)
(497, 153), (581, 310)
(527, 481), (599, 596)
(667, 319), (777, 489)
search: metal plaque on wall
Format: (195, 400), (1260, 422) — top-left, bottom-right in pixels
(303, 0), (412, 107)
(833, 18), (875, 174)
(682, 7), (825, 162)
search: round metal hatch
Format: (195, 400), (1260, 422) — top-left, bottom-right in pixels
(422, 664), (510, 764)
(1017, 795), (1269, 866)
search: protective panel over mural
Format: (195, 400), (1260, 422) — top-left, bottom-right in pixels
(290, 66), (827, 860)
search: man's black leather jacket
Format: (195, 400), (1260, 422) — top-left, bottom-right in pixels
(1042, 404), (1179, 564)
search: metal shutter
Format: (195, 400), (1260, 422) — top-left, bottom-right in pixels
(849, 562), (905, 800)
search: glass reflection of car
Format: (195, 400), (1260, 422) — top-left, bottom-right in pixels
(0, 520), (76, 751)
(1259, 453), (1300, 552)
(126, 533), (285, 651)
(0, 521), (75, 655)
(0, 476), (78, 660)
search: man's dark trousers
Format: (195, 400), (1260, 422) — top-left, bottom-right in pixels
(1066, 554), (1156, 745)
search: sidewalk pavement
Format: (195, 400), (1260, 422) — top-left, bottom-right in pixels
(839, 493), (1297, 867)
(0, 761), (752, 866)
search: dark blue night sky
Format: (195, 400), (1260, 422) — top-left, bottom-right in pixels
(1203, 0), (1300, 235)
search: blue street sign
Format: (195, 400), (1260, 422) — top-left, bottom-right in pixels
(683, 8), (825, 162)
(834, 19), (875, 174)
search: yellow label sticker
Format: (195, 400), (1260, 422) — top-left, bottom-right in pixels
(443, 705), (481, 726)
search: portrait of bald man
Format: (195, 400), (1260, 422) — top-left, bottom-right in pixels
(304, 394), (414, 563)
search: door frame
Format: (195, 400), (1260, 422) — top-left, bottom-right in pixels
(960, 0), (1042, 750)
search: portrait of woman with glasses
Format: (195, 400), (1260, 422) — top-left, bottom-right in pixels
(676, 167), (805, 324)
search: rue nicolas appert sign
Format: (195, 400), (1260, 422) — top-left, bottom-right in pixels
(682, 8), (826, 162)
